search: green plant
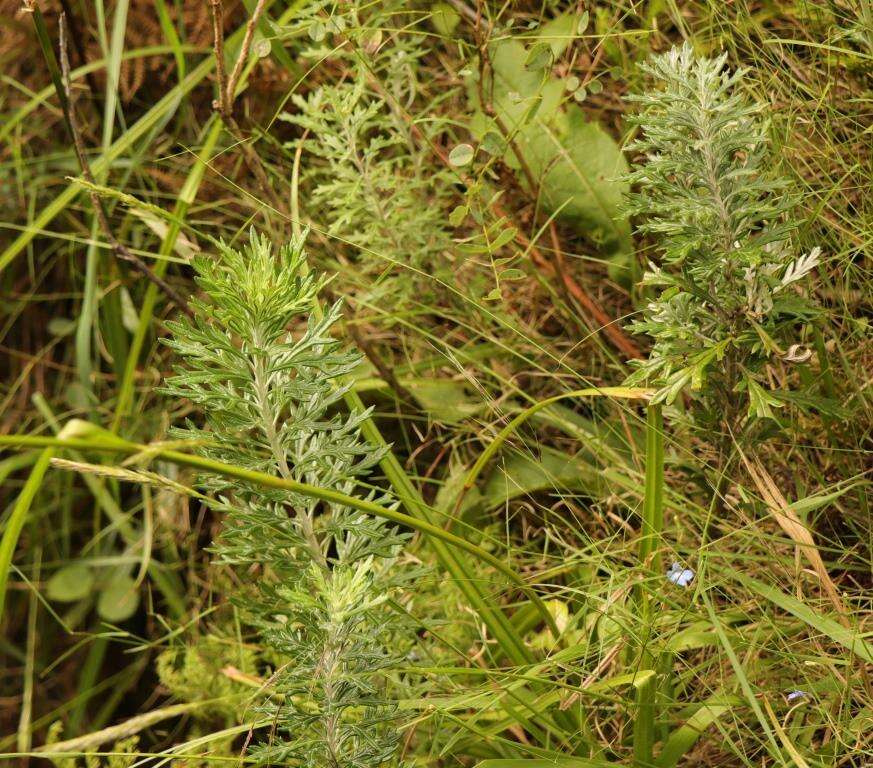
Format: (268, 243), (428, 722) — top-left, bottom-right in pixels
(161, 230), (412, 767)
(624, 43), (822, 428)
(281, 4), (454, 295)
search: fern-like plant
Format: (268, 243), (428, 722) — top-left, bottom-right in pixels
(624, 44), (821, 427)
(162, 230), (410, 767)
(280, 4), (453, 297)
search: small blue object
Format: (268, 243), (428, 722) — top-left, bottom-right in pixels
(666, 562), (694, 587)
(786, 690), (808, 703)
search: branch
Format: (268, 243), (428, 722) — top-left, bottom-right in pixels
(207, 0), (287, 214)
(57, 14), (194, 318)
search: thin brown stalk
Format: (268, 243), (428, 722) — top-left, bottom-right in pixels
(225, 0), (269, 104)
(207, 0), (287, 214)
(58, 14), (194, 318)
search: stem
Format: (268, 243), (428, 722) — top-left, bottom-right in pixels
(0, 433), (546, 612)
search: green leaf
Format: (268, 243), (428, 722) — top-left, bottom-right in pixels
(655, 693), (741, 768)
(728, 572), (873, 664)
(746, 377), (784, 420)
(479, 446), (604, 512)
(481, 131), (504, 155)
(490, 226), (518, 250)
(47, 563), (95, 603)
(467, 36), (631, 262)
(523, 106), (630, 252)
(430, 2), (460, 36)
(477, 759), (613, 768)
(448, 205), (468, 226)
(408, 379), (481, 425)
(525, 42), (553, 71)
(449, 143), (475, 166)
(97, 574), (139, 622)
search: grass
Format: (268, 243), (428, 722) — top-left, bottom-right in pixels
(0, 0), (870, 766)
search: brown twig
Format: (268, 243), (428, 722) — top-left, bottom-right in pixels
(225, 0), (269, 105)
(208, 0), (231, 118)
(345, 319), (420, 411)
(58, 14), (194, 318)
(207, 0), (287, 214)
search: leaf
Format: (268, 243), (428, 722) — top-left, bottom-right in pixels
(479, 446), (604, 512)
(481, 131), (504, 155)
(47, 563), (95, 603)
(467, 35), (631, 262)
(655, 693), (741, 768)
(746, 377), (784, 420)
(525, 42), (553, 71)
(448, 205), (468, 226)
(430, 3), (460, 36)
(449, 143), (475, 166)
(48, 317), (77, 337)
(728, 571), (873, 664)
(524, 106), (631, 252)
(97, 574), (140, 622)
(477, 759), (614, 768)
(409, 379), (481, 425)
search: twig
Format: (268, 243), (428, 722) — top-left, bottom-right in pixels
(208, 0), (231, 118)
(225, 0), (269, 105)
(346, 318), (420, 411)
(58, 14), (194, 318)
(207, 0), (287, 213)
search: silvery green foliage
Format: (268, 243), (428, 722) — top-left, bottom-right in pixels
(623, 43), (821, 421)
(162, 230), (409, 767)
(279, 5), (452, 294)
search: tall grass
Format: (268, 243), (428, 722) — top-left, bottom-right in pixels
(0, 1), (869, 766)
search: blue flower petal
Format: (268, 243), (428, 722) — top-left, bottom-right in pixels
(666, 563), (695, 587)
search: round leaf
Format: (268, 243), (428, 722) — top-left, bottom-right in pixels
(448, 143), (474, 167)
(46, 564), (95, 603)
(524, 42), (552, 71)
(308, 20), (325, 42)
(97, 576), (139, 622)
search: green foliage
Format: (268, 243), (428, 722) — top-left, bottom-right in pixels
(624, 43), (821, 424)
(280, 4), (453, 295)
(161, 230), (411, 767)
(156, 635), (256, 718)
(467, 15), (632, 264)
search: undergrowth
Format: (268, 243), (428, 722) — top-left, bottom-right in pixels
(0, 2), (870, 768)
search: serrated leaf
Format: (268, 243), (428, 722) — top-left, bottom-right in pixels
(46, 563), (95, 602)
(746, 377), (784, 420)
